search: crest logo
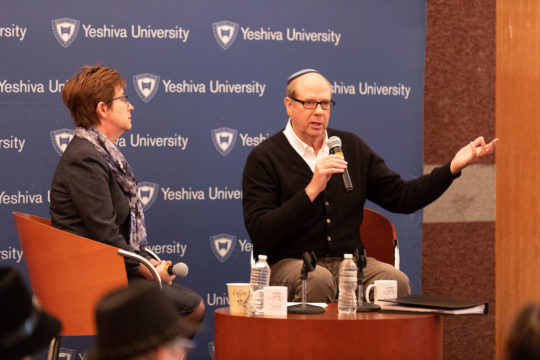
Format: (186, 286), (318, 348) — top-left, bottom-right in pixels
(59, 348), (76, 360)
(208, 342), (215, 359)
(51, 18), (80, 48)
(210, 233), (236, 262)
(137, 182), (159, 210)
(133, 73), (160, 103)
(50, 128), (74, 156)
(212, 21), (239, 50)
(211, 127), (238, 157)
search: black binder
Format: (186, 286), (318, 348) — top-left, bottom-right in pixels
(378, 294), (488, 315)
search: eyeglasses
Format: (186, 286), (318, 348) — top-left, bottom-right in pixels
(109, 95), (129, 104)
(290, 97), (335, 110)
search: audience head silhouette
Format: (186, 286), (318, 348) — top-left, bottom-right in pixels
(91, 281), (197, 360)
(0, 267), (61, 360)
(507, 303), (540, 360)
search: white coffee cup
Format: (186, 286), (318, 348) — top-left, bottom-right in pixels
(263, 286), (288, 317)
(365, 280), (398, 304)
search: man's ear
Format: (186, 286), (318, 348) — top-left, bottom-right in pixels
(284, 97), (293, 117)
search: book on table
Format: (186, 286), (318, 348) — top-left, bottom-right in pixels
(378, 294), (488, 315)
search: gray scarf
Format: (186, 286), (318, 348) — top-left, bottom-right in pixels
(74, 127), (148, 252)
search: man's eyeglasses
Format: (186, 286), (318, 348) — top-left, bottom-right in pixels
(109, 95), (129, 104)
(290, 97), (335, 110)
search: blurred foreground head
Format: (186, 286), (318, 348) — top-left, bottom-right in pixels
(91, 281), (198, 360)
(507, 303), (540, 360)
(0, 267), (62, 360)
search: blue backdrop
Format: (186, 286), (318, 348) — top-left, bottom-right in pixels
(0, 1), (426, 359)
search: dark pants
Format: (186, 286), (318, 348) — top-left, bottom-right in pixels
(129, 277), (202, 316)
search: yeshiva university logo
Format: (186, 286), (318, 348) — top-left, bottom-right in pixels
(133, 73), (160, 103)
(212, 21), (239, 50)
(59, 347), (76, 360)
(137, 182), (159, 210)
(50, 129), (74, 156)
(210, 234), (236, 262)
(211, 127), (238, 157)
(51, 18), (80, 48)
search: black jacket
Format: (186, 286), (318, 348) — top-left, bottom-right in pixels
(50, 136), (140, 274)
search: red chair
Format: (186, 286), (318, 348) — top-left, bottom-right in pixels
(360, 208), (400, 269)
(12, 212), (160, 360)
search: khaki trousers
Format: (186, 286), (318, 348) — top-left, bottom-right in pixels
(269, 257), (411, 302)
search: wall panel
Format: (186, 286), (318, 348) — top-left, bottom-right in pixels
(496, 1), (540, 358)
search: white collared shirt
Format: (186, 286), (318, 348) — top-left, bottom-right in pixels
(283, 118), (329, 172)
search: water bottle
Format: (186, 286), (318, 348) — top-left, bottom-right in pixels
(247, 254), (271, 315)
(338, 253), (358, 314)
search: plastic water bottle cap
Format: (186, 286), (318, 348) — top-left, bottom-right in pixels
(258, 255), (267, 261)
(343, 253), (352, 259)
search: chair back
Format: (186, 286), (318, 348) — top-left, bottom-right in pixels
(13, 212), (128, 336)
(360, 208), (398, 266)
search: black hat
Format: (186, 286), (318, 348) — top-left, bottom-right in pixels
(0, 267), (62, 360)
(91, 281), (197, 360)
(287, 68), (321, 84)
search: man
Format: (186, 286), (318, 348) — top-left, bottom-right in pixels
(90, 281), (198, 360)
(242, 69), (497, 302)
(0, 267), (62, 360)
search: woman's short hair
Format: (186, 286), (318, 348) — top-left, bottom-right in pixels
(62, 65), (126, 128)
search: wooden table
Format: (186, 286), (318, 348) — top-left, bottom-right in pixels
(215, 304), (442, 359)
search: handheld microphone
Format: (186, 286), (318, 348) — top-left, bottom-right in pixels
(165, 262), (189, 278)
(328, 136), (353, 192)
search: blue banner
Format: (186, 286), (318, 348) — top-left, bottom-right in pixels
(0, 1), (426, 358)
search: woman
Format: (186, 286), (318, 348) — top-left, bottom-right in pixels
(50, 65), (204, 324)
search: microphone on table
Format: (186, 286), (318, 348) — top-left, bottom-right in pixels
(287, 251), (325, 314)
(165, 262), (189, 278)
(300, 251), (317, 280)
(328, 136), (353, 193)
(353, 248), (380, 312)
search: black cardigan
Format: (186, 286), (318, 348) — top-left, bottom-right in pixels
(242, 128), (459, 264)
